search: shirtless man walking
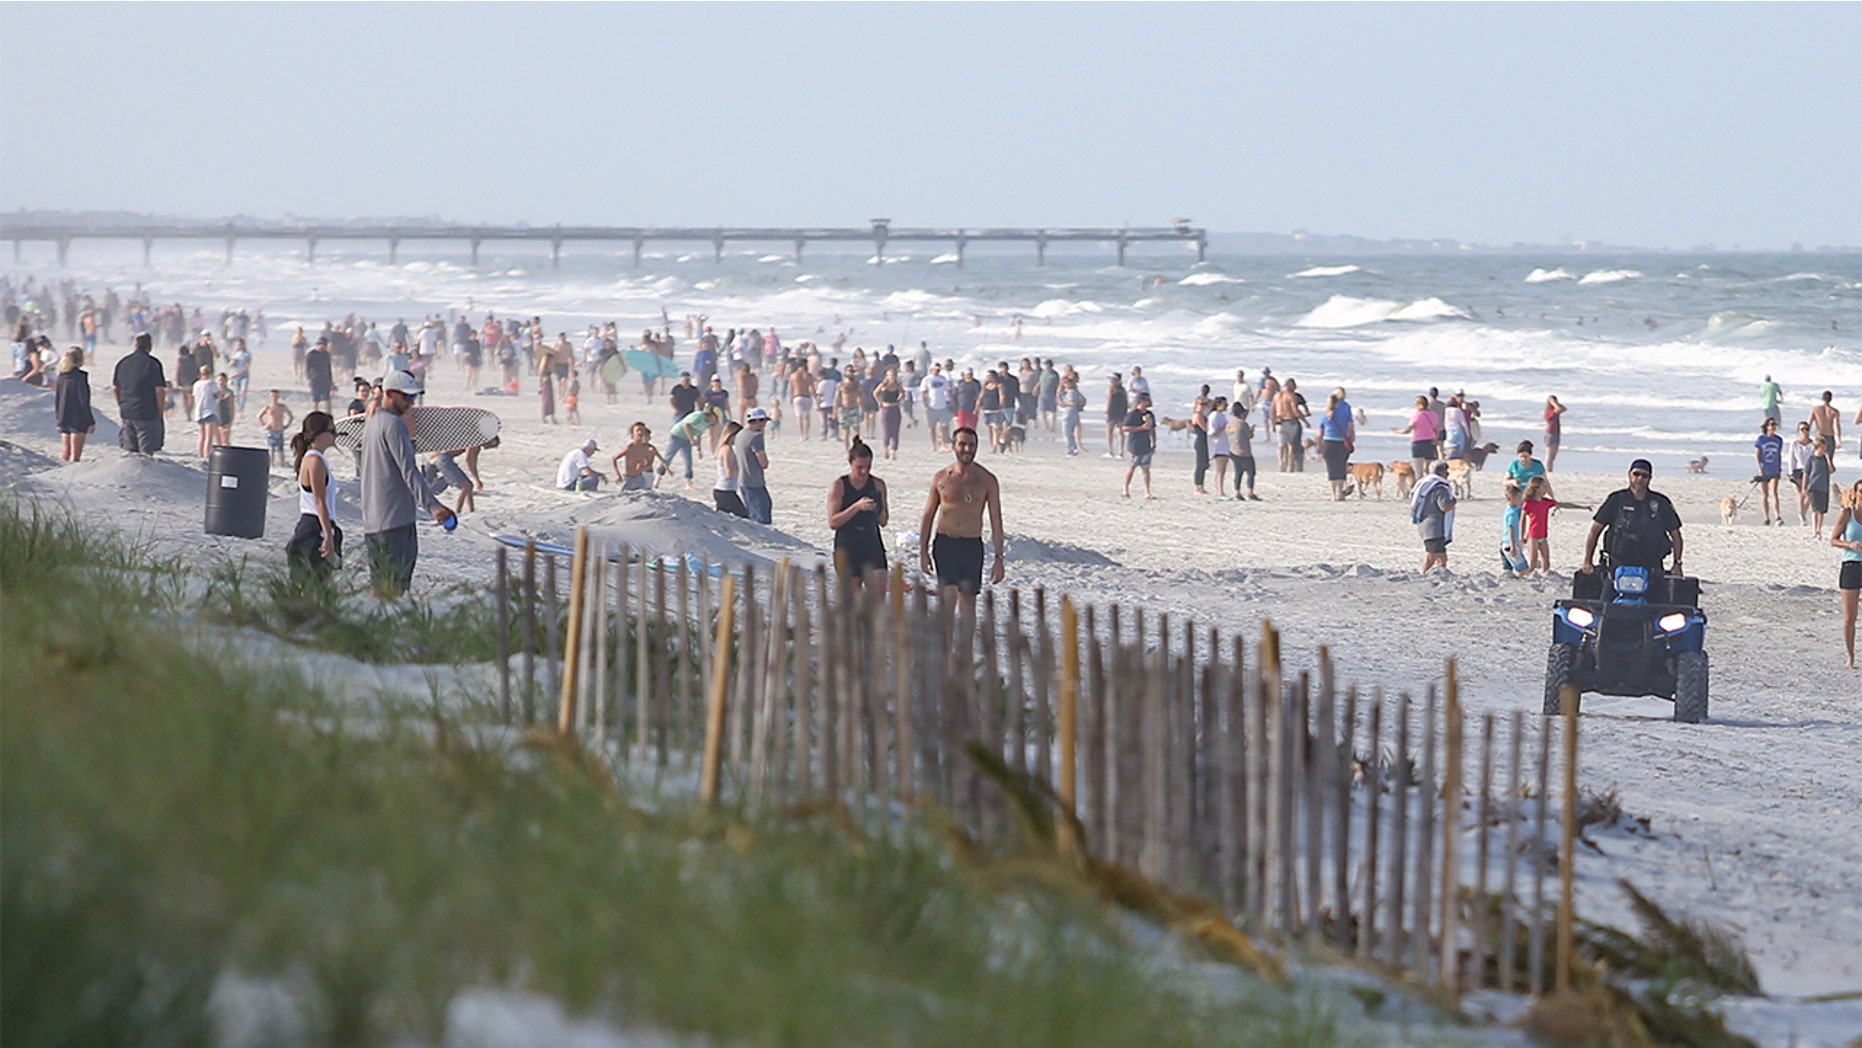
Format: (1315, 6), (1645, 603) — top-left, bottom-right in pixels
(1809, 390), (1844, 457)
(918, 426), (1006, 615)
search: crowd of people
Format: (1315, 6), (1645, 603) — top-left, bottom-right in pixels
(7, 278), (1857, 662)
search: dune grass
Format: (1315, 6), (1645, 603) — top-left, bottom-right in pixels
(1, 499), (1387, 1047)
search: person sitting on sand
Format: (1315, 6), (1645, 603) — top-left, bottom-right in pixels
(612, 422), (664, 492)
(558, 437), (603, 492)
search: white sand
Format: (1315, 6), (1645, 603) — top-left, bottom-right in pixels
(7, 338), (1858, 1016)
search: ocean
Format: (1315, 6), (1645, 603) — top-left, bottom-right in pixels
(12, 238), (1860, 475)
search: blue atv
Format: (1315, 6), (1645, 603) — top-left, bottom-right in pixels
(1544, 565), (1709, 723)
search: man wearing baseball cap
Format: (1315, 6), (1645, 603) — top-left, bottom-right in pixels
(739, 408), (773, 523)
(1582, 458), (1684, 578)
(359, 369), (453, 597)
(557, 437), (604, 492)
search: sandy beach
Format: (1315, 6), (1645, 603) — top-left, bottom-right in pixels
(5, 335), (1857, 1005)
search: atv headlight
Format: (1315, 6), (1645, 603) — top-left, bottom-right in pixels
(1613, 569), (1649, 596)
(1657, 612), (1690, 633)
(1566, 607), (1596, 629)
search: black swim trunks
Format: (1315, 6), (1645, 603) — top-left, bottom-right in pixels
(931, 533), (985, 594)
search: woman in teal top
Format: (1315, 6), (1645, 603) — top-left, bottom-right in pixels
(1833, 478), (1862, 669)
(1507, 440), (1548, 492)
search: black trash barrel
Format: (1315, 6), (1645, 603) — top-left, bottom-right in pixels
(205, 446), (271, 539)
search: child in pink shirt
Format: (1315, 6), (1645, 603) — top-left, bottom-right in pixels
(1521, 476), (1591, 574)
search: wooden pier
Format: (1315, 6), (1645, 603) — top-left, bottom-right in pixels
(0, 218), (1206, 268)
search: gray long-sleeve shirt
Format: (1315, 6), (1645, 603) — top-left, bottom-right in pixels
(359, 408), (438, 533)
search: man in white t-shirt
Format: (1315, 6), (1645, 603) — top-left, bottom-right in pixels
(557, 438), (603, 491)
(1230, 369), (1255, 418)
(920, 364), (952, 450)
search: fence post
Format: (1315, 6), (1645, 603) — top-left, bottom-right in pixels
(654, 558), (672, 767)
(1474, 711), (1496, 991)
(583, 544), (607, 738)
(1440, 662), (1464, 996)
(1244, 639), (1270, 932)
(1387, 693), (1411, 970)
(676, 558), (694, 763)
(696, 563), (713, 764)
(1357, 692), (1383, 962)
(749, 561), (788, 807)
(1308, 657), (1335, 950)
(1033, 588), (1055, 791)
(699, 575), (739, 807)
(544, 552), (561, 705)
(732, 566), (760, 789)
(1335, 684), (1358, 952)
(1084, 606), (1107, 850)
(1058, 596), (1080, 859)
(557, 529), (589, 735)
(1558, 693), (1579, 993)
(1411, 686), (1438, 980)
(892, 565), (914, 805)
(792, 573), (815, 799)
(1215, 660), (1242, 916)
(634, 556), (650, 764)
(1529, 718), (1552, 996)
(495, 546), (511, 724)
(1142, 615), (1168, 882)
(522, 541), (538, 724)
(979, 591), (1004, 839)
(1007, 590), (1028, 777)
(1500, 710), (1525, 994)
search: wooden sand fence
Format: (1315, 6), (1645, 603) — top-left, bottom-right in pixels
(493, 532), (1590, 997)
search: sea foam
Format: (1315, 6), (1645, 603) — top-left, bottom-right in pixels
(1525, 267), (1576, 283)
(1291, 264), (1363, 278)
(1578, 269), (1643, 285)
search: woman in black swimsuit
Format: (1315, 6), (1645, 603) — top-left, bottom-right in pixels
(827, 437), (889, 589)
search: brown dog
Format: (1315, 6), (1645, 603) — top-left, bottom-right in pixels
(1389, 460), (1416, 497)
(1347, 461), (1386, 499)
(1462, 441), (1502, 469)
(1719, 496), (1738, 525)
(1447, 459), (1476, 499)
(1688, 456), (1710, 474)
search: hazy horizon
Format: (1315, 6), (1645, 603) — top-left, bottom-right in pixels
(3, 3), (1857, 250)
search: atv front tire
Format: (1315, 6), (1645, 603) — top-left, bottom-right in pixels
(1544, 643), (1580, 717)
(1674, 651), (1709, 724)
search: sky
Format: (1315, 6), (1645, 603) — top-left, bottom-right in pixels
(3, 2), (1858, 249)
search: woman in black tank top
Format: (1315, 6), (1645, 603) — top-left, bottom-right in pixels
(828, 437), (889, 587)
